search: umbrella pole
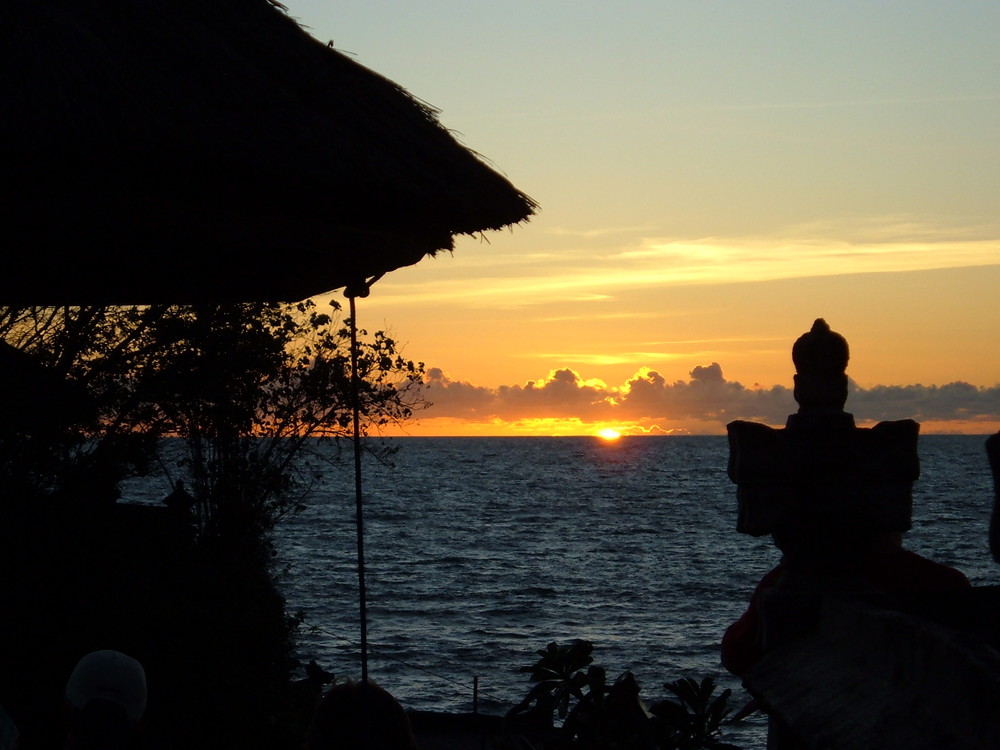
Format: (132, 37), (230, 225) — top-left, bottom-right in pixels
(348, 293), (370, 685)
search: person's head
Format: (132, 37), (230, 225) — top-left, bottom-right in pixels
(64, 650), (146, 750)
(305, 680), (416, 750)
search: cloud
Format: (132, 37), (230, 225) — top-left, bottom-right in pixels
(690, 362), (725, 384)
(672, 94), (1000, 113)
(529, 351), (689, 367)
(616, 236), (1000, 286)
(849, 382), (1000, 424)
(422, 367), (498, 418)
(416, 364), (1000, 434)
(545, 224), (657, 239)
(360, 228), (1000, 312)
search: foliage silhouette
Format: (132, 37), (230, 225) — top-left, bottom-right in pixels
(0, 300), (425, 750)
(511, 639), (596, 722)
(507, 641), (743, 750)
(648, 677), (741, 750)
(0, 301), (424, 536)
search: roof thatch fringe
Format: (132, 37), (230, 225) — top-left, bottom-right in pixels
(1, 0), (537, 305)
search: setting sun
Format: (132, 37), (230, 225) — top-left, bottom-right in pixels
(596, 428), (622, 440)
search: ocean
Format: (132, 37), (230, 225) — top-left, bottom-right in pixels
(264, 433), (997, 747)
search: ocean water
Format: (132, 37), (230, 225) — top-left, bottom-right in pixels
(266, 434), (998, 746)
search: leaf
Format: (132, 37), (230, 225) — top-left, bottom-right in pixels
(706, 689), (733, 730)
(650, 701), (689, 724)
(697, 676), (716, 707)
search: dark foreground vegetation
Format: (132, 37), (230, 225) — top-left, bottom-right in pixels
(504, 640), (744, 750)
(0, 302), (422, 750)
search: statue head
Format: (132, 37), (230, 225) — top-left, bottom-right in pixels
(792, 318), (849, 414)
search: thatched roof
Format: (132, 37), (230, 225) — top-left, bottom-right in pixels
(1, 0), (536, 305)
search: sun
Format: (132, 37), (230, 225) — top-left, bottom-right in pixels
(596, 428), (622, 441)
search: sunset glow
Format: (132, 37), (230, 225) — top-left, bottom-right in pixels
(596, 428), (622, 441)
(290, 1), (1000, 437)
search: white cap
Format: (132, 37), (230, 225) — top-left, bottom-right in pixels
(65, 650), (147, 724)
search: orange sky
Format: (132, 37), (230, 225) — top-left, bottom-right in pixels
(354, 262), (1000, 437)
(288, 1), (1000, 438)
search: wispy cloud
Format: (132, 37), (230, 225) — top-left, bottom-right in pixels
(528, 352), (692, 367)
(615, 236), (1000, 285)
(787, 216), (1000, 243)
(545, 224), (658, 239)
(641, 337), (787, 346)
(536, 311), (662, 323)
(358, 217), (1000, 310)
(671, 94), (1000, 113)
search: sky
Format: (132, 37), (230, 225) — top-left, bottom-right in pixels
(287, 1), (1000, 436)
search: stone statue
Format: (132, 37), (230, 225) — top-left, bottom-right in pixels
(726, 318), (918, 569)
(722, 319), (977, 750)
